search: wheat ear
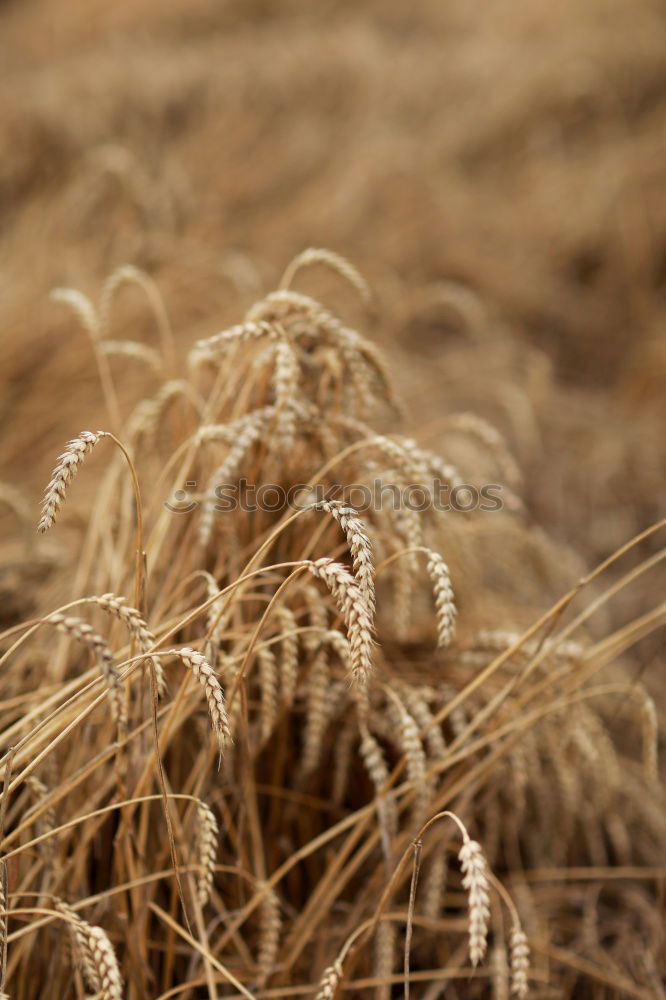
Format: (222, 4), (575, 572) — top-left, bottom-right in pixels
(425, 550), (456, 648)
(509, 923), (529, 998)
(307, 558), (374, 687)
(47, 614), (126, 733)
(458, 836), (491, 967)
(91, 593), (165, 697)
(167, 647), (231, 751)
(314, 960), (343, 1000)
(256, 885), (281, 988)
(314, 500), (375, 613)
(279, 247), (372, 306)
(37, 431), (103, 533)
(56, 901), (123, 1000)
(196, 801), (218, 907)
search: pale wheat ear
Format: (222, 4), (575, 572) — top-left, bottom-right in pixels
(37, 431), (104, 533)
(165, 647), (231, 751)
(307, 557), (374, 687)
(46, 614), (126, 735)
(88, 593), (166, 697)
(278, 247), (373, 308)
(458, 835), (491, 966)
(313, 959), (343, 1000)
(313, 500), (376, 614)
(509, 922), (530, 998)
(55, 900), (123, 1000)
(195, 801), (218, 907)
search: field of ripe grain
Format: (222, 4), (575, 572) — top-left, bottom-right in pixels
(0, 2), (665, 998)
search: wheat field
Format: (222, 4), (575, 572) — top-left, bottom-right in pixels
(1, 2), (665, 998)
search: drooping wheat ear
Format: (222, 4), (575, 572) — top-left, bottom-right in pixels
(47, 614), (125, 733)
(458, 836), (491, 967)
(100, 339), (163, 372)
(90, 593), (165, 697)
(314, 501), (375, 614)
(509, 923), (530, 998)
(386, 691), (429, 828)
(275, 607), (299, 707)
(301, 650), (330, 777)
(27, 775), (57, 862)
(50, 288), (99, 338)
(314, 959), (343, 1000)
(279, 247), (372, 307)
(273, 338), (299, 451)
(195, 801), (218, 907)
(373, 918), (396, 1000)
(87, 926), (124, 1000)
(199, 409), (271, 546)
(189, 319), (277, 366)
(358, 723), (397, 848)
(445, 412), (522, 487)
(167, 647), (231, 751)
(257, 646), (279, 746)
(256, 885), (281, 988)
(37, 431), (104, 533)
(56, 901), (123, 999)
(307, 558), (374, 687)
(127, 379), (202, 443)
(98, 264), (175, 367)
(491, 943), (510, 1000)
(425, 550), (456, 648)
(56, 900), (100, 992)
(401, 684), (447, 760)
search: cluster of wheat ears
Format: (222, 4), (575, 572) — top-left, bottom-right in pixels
(0, 250), (664, 999)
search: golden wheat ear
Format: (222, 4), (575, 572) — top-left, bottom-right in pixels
(37, 431), (104, 533)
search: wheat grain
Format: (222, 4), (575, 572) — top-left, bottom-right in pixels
(195, 801), (218, 907)
(509, 923), (529, 998)
(38, 431), (104, 533)
(167, 647), (231, 750)
(47, 614), (125, 732)
(458, 836), (490, 967)
(307, 558), (374, 687)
